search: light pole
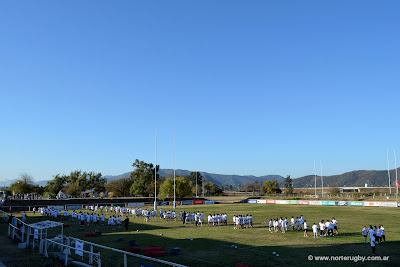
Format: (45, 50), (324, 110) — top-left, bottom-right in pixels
(173, 133), (176, 209)
(154, 130), (157, 211)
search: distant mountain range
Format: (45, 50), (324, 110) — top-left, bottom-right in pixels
(4, 168), (398, 189)
(292, 168), (400, 188)
(104, 169), (285, 187)
(105, 168), (400, 188)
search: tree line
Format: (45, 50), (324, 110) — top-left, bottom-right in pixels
(239, 176), (294, 195)
(7, 159), (224, 199)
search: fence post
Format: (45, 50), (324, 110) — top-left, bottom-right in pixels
(89, 245), (93, 264)
(8, 224), (10, 236)
(124, 253), (127, 267)
(44, 239), (48, 257)
(26, 227), (30, 247)
(64, 244), (68, 266)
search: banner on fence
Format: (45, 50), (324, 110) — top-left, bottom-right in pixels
(127, 203), (137, 207)
(335, 201), (348, 206)
(205, 200), (215, 204)
(349, 201), (364, 206)
(181, 200), (193, 205)
(158, 201), (170, 206)
(193, 200), (204, 205)
(322, 201), (335, 206)
(266, 200), (276, 204)
(309, 201), (322, 205)
(112, 203), (126, 207)
(364, 202), (379, 207)
(75, 241), (84, 256)
(298, 200), (309, 205)
(65, 205), (82, 210)
(247, 199), (257, 204)
(289, 200), (298, 205)
(48, 206), (64, 210)
(379, 202), (397, 207)
(136, 203), (144, 207)
(276, 200), (288, 205)
(257, 199), (267, 204)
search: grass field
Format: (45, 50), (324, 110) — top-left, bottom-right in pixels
(6, 204), (400, 267)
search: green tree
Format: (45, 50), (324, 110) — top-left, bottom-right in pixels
(64, 182), (82, 197)
(185, 172), (203, 195)
(185, 172), (203, 185)
(204, 182), (223, 196)
(105, 178), (133, 197)
(284, 175), (293, 194)
(86, 171), (106, 193)
(45, 174), (68, 196)
(264, 180), (281, 194)
(129, 159), (159, 197)
(159, 177), (192, 200)
(10, 173), (35, 194)
(32, 185), (45, 195)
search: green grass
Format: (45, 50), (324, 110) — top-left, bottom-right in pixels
(18, 204), (400, 267)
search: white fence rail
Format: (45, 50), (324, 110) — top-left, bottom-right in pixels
(67, 236), (187, 267)
(1, 209), (187, 267)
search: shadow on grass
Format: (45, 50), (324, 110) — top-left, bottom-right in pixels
(17, 217), (399, 267)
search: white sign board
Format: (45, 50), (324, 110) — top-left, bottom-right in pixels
(309, 201), (322, 205)
(75, 241), (84, 256)
(379, 202), (397, 207)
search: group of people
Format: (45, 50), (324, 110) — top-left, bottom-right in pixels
(233, 214), (253, 229)
(181, 211), (205, 226)
(268, 215), (306, 233)
(208, 213), (228, 226)
(312, 218), (338, 238)
(267, 216), (338, 238)
(159, 209), (177, 221)
(363, 225), (386, 255)
(72, 210), (131, 230)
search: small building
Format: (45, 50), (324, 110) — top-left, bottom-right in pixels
(81, 189), (99, 198)
(340, 187), (360, 193)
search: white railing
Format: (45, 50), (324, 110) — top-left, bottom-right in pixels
(1, 208), (186, 267)
(67, 236), (187, 267)
(45, 238), (101, 267)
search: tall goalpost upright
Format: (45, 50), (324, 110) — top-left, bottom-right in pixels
(154, 130), (157, 211)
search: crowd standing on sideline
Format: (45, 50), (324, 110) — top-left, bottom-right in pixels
(362, 225), (386, 255)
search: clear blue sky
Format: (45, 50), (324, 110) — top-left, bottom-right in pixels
(1, 1), (400, 181)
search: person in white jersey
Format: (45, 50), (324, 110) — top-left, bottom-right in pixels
(312, 222), (318, 238)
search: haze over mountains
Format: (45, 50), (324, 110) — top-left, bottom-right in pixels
(4, 168), (398, 188)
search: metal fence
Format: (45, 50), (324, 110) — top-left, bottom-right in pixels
(0, 209), (187, 267)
